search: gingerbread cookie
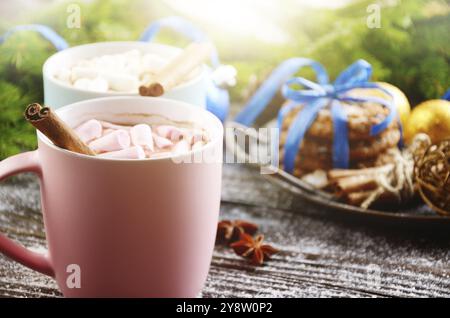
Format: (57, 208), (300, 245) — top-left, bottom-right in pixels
(278, 100), (402, 177)
(280, 128), (401, 161)
(280, 101), (398, 140)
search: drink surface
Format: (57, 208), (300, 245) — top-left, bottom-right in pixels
(74, 118), (209, 159)
(53, 49), (194, 93)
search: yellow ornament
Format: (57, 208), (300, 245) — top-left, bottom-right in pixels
(405, 99), (450, 144)
(349, 82), (411, 128)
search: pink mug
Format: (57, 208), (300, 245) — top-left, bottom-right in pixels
(0, 96), (223, 297)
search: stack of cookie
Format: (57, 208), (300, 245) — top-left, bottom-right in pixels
(279, 101), (401, 177)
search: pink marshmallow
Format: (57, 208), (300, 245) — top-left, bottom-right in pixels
(152, 133), (173, 149)
(192, 141), (205, 151)
(155, 125), (172, 138)
(98, 146), (145, 159)
(102, 128), (114, 136)
(185, 130), (204, 145)
(75, 119), (102, 143)
(99, 120), (131, 130)
(156, 125), (183, 141)
(130, 124), (154, 151)
(89, 129), (131, 153)
(170, 129), (183, 142)
(145, 150), (170, 159)
(172, 140), (191, 154)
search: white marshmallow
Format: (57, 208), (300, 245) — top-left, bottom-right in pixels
(100, 71), (139, 92)
(89, 129), (130, 153)
(55, 67), (71, 83)
(124, 49), (141, 59)
(142, 53), (167, 72)
(73, 78), (91, 90)
(88, 77), (109, 92)
(71, 66), (98, 81)
(55, 50), (170, 92)
(98, 146), (145, 159)
(130, 124), (154, 151)
(75, 119), (102, 143)
(95, 54), (122, 71)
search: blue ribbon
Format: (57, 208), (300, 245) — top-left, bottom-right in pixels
(0, 24), (68, 51)
(236, 58), (400, 172)
(140, 16), (229, 121)
(235, 58), (328, 126)
(443, 88), (450, 101)
(281, 59), (399, 171)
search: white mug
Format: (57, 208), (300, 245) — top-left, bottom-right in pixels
(43, 41), (208, 109)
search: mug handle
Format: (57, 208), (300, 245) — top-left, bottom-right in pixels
(0, 151), (54, 277)
(0, 24), (68, 51)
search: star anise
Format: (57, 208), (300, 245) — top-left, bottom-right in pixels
(216, 219), (258, 244)
(230, 233), (279, 266)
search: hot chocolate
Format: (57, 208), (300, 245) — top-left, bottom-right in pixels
(74, 119), (209, 159)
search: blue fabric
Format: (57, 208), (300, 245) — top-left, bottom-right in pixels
(140, 16), (228, 121)
(0, 24), (68, 51)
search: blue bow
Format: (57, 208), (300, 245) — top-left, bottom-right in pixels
(280, 59), (399, 172)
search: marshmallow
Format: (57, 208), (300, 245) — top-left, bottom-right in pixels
(71, 66), (98, 81)
(155, 125), (172, 139)
(146, 151), (171, 159)
(55, 67), (71, 83)
(155, 125), (183, 141)
(89, 129), (130, 153)
(99, 121), (131, 130)
(130, 124), (154, 151)
(185, 130), (204, 145)
(73, 78), (91, 90)
(95, 54), (123, 72)
(172, 140), (191, 154)
(152, 133), (173, 149)
(170, 129), (183, 142)
(142, 53), (167, 72)
(211, 64), (237, 88)
(102, 128), (114, 136)
(74, 119), (207, 159)
(88, 77), (109, 92)
(100, 71), (139, 92)
(192, 141), (205, 151)
(98, 146), (145, 159)
(75, 119), (102, 143)
(53, 50), (175, 93)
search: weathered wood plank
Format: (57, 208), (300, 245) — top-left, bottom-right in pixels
(0, 164), (449, 298)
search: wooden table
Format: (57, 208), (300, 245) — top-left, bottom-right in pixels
(0, 162), (449, 298)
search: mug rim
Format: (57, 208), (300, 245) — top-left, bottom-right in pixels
(37, 96), (223, 163)
(42, 41), (207, 96)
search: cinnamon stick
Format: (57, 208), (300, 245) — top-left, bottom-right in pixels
(333, 174), (379, 194)
(139, 42), (213, 97)
(346, 190), (398, 207)
(328, 164), (393, 180)
(24, 103), (95, 156)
